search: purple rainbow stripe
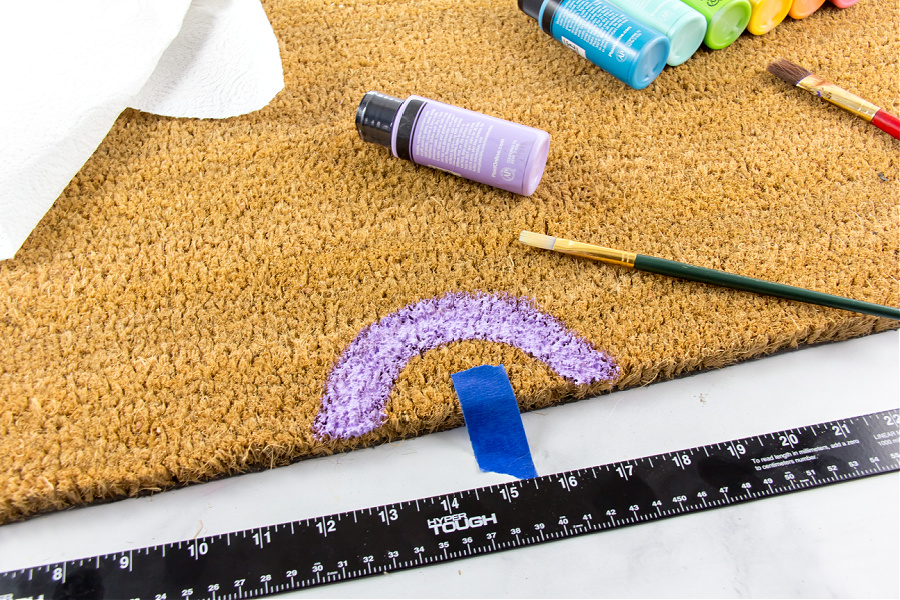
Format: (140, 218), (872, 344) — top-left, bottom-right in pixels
(313, 292), (620, 440)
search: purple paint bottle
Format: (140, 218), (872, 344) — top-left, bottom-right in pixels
(356, 91), (551, 196)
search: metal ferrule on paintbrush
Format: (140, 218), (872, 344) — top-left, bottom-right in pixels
(551, 237), (637, 267)
(794, 73), (881, 121)
(519, 231), (636, 267)
(767, 58), (900, 139)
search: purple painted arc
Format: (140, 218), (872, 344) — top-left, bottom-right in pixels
(313, 292), (620, 440)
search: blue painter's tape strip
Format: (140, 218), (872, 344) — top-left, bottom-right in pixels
(451, 364), (538, 480)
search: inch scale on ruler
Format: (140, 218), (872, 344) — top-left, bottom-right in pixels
(2, 408), (898, 599)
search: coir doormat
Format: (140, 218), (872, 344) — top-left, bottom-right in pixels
(0, 0), (897, 523)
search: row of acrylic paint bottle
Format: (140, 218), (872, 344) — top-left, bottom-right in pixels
(355, 0), (862, 197)
(518, 0), (861, 90)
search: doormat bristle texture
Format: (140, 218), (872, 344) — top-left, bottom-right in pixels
(0, 0), (897, 524)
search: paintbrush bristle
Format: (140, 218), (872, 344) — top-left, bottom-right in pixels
(518, 231), (556, 250)
(767, 58), (812, 86)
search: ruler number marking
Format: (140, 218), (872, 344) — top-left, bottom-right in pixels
(727, 442), (747, 458)
(253, 529), (271, 548)
(378, 507), (399, 524)
(672, 453), (692, 469)
(499, 486), (519, 502)
(559, 474), (578, 490)
(316, 519), (336, 536)
(780, 432), (799, 448)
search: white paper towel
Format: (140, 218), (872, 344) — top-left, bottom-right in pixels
(0, 0), (284, 260)
(131, 0), (285, 118)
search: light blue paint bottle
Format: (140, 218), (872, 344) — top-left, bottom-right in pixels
(518, 0), (671, 90)
(607, 0), (707, 66)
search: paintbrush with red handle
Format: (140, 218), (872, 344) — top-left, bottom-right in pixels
(767, 58), (900, 140)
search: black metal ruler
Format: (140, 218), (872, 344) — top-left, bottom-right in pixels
(2, 409), (898, 599)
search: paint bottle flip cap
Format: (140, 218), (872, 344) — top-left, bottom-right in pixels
(707, 0), (751, 49)
(662, 10), (708, 66)
(788, 0), (825, 19)
(356, 91), (402, 149)
(518, 0), (541, 18)
(679, 0), (750, 49)
(744, 0), (790, 35)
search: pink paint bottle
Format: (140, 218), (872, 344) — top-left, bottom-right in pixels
(356, 91), (551, 196)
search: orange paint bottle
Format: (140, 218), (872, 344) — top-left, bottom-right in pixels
(788, 0), (825, 19)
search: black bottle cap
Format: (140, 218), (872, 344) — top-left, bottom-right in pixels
(518, 0), (542, 20)
(356, 91), (403, 149)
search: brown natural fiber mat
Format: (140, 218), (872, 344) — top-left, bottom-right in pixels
(1, 0), (897, 524)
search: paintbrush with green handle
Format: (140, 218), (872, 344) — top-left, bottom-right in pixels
(518, 231), (900, 321)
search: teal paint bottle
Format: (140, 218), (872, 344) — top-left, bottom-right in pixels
(606, 0), (707, 66)
(518, 0), (670, 90)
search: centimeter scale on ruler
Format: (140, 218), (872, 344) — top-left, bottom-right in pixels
(2, 409), (898, 599)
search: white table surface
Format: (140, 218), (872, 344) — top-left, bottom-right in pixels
(1, 329), (897, 598)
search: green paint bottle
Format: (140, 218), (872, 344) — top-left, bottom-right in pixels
(678, 0), (751, 49)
